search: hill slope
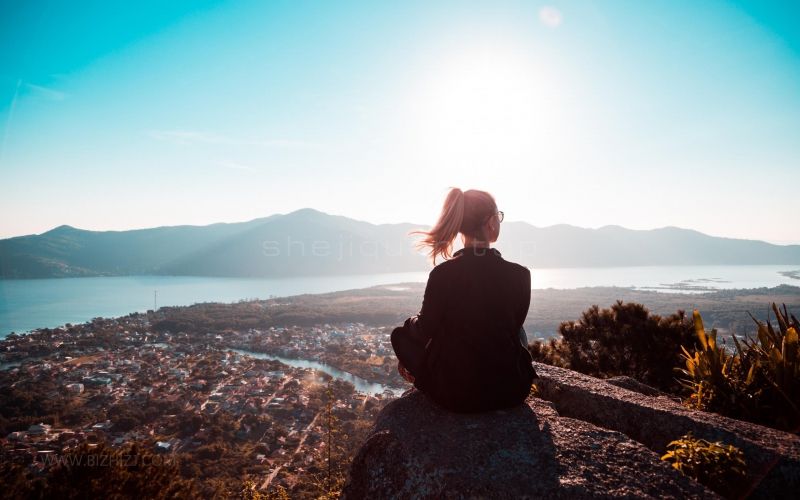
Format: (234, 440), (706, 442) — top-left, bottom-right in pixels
(2, 209), (799, 278)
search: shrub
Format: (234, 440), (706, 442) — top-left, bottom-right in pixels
(679, 304), (800, 431)
(529, 301), (695, 393)
(677, 310), (744, 416)
(661, 432), (746, 497)
(735, 304), (800, 430)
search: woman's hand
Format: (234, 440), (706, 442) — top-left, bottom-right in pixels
(398, 361), (415, 383)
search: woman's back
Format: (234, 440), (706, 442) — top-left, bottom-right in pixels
(413, 246), (534, 412)
(393, 186), (536, 412)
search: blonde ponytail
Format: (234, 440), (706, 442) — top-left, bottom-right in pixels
(410, 187), (465, 265)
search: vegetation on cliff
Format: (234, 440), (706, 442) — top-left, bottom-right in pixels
(528, 301), (696, 393)
(660, 432), (746, 497)
(680, 305), (800, 431)
(529, 301), (800, 432)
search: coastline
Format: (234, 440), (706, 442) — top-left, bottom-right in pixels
(4, 281), (800, 348)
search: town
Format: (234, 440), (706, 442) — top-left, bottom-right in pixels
(0, 312), (403, 497)
(226, 323), (403, 388)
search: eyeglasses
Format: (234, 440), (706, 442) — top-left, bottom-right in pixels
(486, 210), (504, 223)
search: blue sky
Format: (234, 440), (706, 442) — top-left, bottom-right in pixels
(1, 0), (799, 243)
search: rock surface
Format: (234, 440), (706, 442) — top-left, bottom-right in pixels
(604, 376), (675, 398)
(534, 362), (800, 499)
(342, 389), (714, 499)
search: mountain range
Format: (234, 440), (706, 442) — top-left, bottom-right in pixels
(1, 208), (799, 279)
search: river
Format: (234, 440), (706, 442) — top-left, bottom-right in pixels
(228, 348), (406, 397)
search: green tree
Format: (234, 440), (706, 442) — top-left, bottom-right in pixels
(529, 301), (695, 393)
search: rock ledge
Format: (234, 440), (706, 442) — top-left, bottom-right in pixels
(343, 389), (714, 499)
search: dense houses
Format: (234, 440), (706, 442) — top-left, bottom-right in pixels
(0, 315), (392, 492)
(228, 323), (402, 386)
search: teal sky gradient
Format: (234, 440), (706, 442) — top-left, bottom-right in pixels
(1, 0), (799, 243)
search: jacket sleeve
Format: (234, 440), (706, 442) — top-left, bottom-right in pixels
(415, 267), (447, 339)
(518, 267), (531, 328)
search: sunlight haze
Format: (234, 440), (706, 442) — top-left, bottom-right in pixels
(1, 0), (798, 243)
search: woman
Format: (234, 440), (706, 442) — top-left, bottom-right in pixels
(391, 187), (536, 413)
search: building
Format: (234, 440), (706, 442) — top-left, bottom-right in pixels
(27, 423), (52, 436)
(65, 382), (84, 394)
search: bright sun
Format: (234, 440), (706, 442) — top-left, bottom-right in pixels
(410, 46), (563, 164)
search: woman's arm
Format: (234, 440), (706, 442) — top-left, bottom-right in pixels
(519, 267), (531, 328)
(415, 266), (448, 339)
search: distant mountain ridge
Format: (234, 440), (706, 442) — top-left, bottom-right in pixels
(2, 208), (799, 279)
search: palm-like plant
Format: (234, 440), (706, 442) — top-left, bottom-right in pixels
(678, 310), (739, 412)
(734, 304), (800, 428)
(678, 304), (800, 430)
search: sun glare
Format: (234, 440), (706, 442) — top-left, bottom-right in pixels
(407, 45), (565, 176)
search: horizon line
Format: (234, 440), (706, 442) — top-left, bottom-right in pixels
(2, 207), (800, 247)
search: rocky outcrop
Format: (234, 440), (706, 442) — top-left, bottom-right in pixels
(342, 389), (714, 499)
(344, 363), (800, 498)
(604, 376), (674, 398)
(534, 362), (800, 499)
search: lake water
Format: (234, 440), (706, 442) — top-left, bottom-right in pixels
(0, 272), (428, 338)
(229, 348), (405, 396)
(1, 265), (798, 337)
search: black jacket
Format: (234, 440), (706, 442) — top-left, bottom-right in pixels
(412, 246), (535, 412)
